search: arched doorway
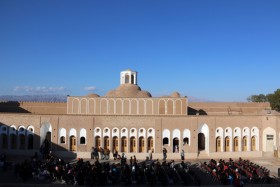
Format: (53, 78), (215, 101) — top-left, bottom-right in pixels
(242, 136), (247, 151)
(70, 135), (76, 151)
(130, 137), (136, 152)
(95, 136), (101, 148)
(173, 138), (179, 152)
(40, 123), (52, 147)
(121, 137), (127, 152)
(198, 133), (205, 151)
(147, 137), (153, 152)
(251, 136), (256, 151)
(104, 136), (109, 150)
(139, 136), (144, 153)
(225, 136), (230, 152)
(234, 137), (239, 152)
(113, 136), (118, 152)
(216, 137), (221, 152)
(46, 131), (52, 143)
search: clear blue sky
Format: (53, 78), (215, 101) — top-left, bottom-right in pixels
(0, 0), (279, 101)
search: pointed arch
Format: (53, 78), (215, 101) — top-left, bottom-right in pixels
(139, 99), (145, 115)
(116, 99), (122, 114)
(183, 129), (191, 146)
(242, 127), (250, 151)
(131, 99), (138, 115)
(88, 98), (96, 114)
(175, 99), (182, 114)
(146, 99), (153, 115)
(80, 128), (87, 145)
(40, 122), (52, 146)
(162, 129), (170, 146)
(59, 128), (66, 144)
(198, 123), (209, 152)
(224, 127), (232, 152)
(251, 127), (259, 151)
(167, 100), (174, 115)
(101, 99), (108, 114)
(69, 128), (77, 151)
(123, 99), (130, 114)
(233, 127), (241, 152)
(108, 99), (115, 114)
(72, 98), (79, 114)
(263, 127), (276, 152)
(159, 100), (165, 114)
(80, 98), (87, 114)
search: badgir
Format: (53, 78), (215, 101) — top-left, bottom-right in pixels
(0, 69), (279, 160)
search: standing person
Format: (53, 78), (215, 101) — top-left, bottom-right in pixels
(163, 148), (167, 161)
(148, 149), (153, 160)
(181, 150), (185, 160)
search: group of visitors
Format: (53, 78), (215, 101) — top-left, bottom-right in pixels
(0, 149), (277, 186)
(90, 147), (111, 160)
(163, 148), (185, 161)
(201, 157), (271, 186)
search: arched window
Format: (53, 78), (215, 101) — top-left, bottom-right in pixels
(80, 137), (86, 144)
(125, 74), (129, 83)
(183, 137), (189, 145)
(163, 137), (169, 145)
(60, 136), (66, 144)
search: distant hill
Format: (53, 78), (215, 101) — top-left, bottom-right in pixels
(0, 95), (67, 102)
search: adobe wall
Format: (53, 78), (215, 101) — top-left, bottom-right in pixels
(1, 113), (280, 159)
(189, 102), (271, 115)
(0, 102), (67, 114)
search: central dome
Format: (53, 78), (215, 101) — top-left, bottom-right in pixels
(105, 84), (152, 98)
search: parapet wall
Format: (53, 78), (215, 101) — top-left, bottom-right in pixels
(0, 101), (67, 114)
(188, 102), (271, 115)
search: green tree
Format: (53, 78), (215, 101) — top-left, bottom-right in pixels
(247, 94), (268, 102)
(267, 89), (280, 112)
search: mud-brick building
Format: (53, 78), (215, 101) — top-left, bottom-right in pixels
(0, 69), (279, 159)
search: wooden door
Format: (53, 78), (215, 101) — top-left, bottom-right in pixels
(234, 137), (239, 152)
(104, 136), (109, 150)
(113, 137), (118, 152)
(147, 137), (153, 152)
(130, 137), (136, 152)
(121, 137), (127, 152)
(225, 137), (230, 152)
(242, 136), (247, 151)
(70, 135), (76, 151)
(139, 137), (144, 153)
(216, 137), (221, 152)
(251, 136), (256, 151)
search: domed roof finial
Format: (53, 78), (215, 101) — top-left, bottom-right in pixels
(120, 69), (137, 85)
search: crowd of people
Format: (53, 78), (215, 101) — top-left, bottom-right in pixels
(0, 145), (278, 186)
(201, 157), (272, 186)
